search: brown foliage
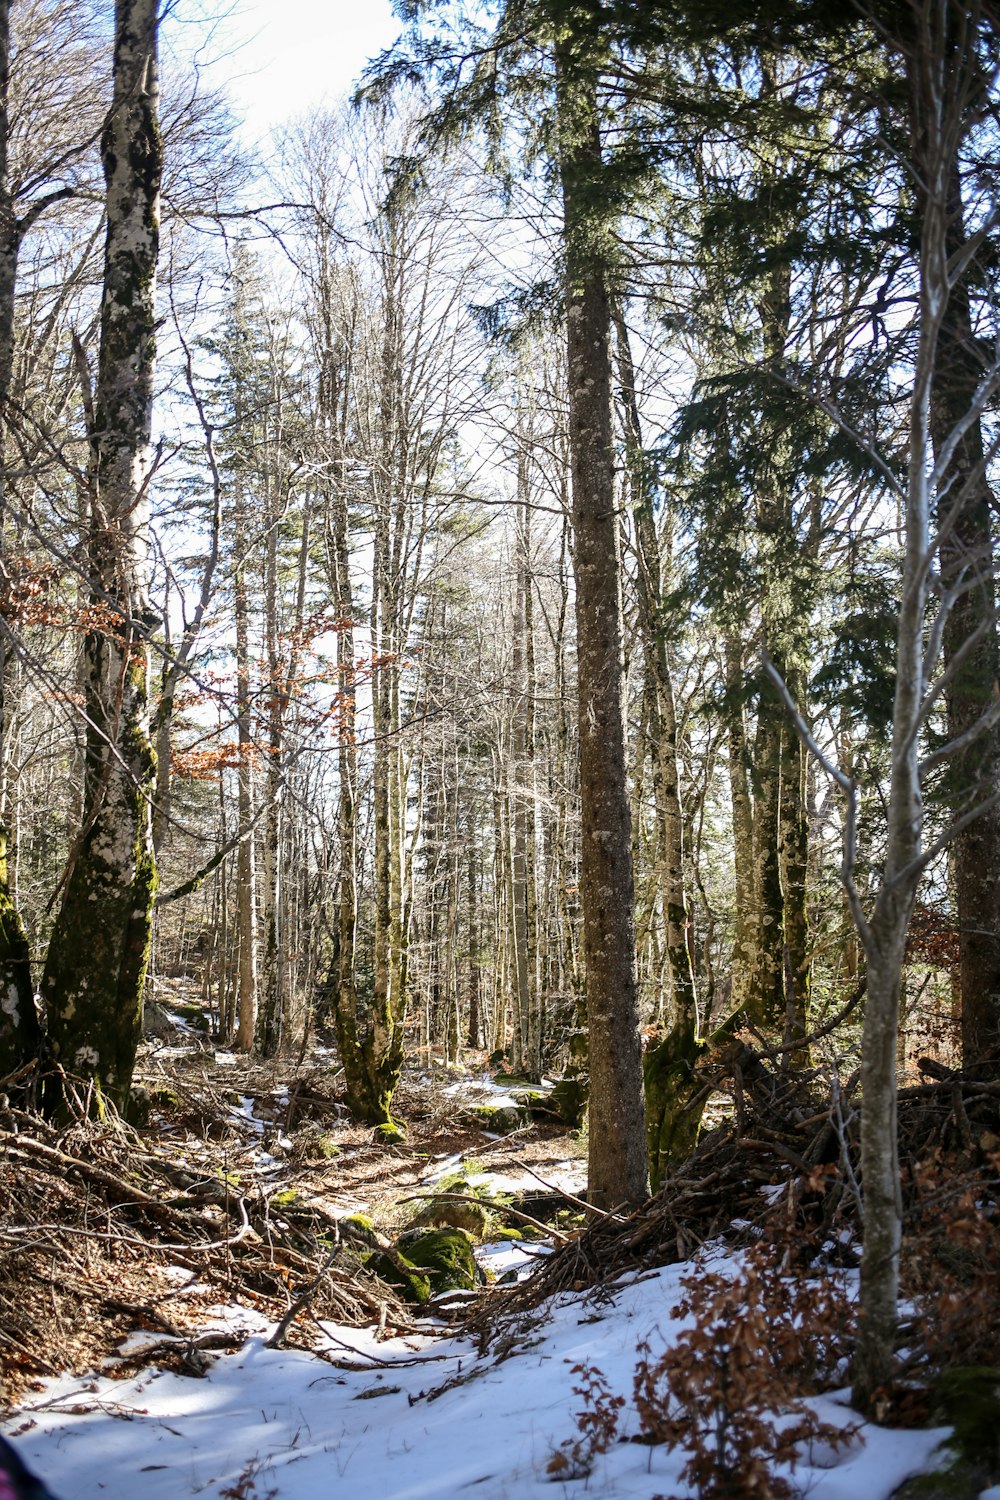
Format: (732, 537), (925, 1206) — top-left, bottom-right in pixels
(902, 1151), (1000, 1372)
(632, 1241), (854, 1499)
(548, 1237), (855, 1497)
(546, 1364), (625, 1480)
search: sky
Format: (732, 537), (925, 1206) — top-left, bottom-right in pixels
(175, 0), (404, 139)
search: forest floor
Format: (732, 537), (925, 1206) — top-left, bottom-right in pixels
(2, 990), (999, 1499)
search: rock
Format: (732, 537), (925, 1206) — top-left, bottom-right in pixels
(549, 1075), (588, 1128)
(934, 1366), (1000, 1472)
(470, 1102), (530, 1134)
(892, 1368), (1000, 1499)
(398, 1227), (480, 1294)
(365, 1250), (432, 1305)
(340, 1213), (379, 1247)
(410, 1178), (491, 1238)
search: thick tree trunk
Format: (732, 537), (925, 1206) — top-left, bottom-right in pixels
(42, 0), (161, 1109)
(930, 155), (1000, 1075)
(556, 39), (647, 1211)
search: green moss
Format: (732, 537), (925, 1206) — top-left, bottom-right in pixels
(398, 1227), (479, 1294)
(374, 1119), (406, 1144)
(935, 1367), (1000, 1471)
(365, 1250), (431, 1305)
(270, 1189), (301, 1210)
(643, 1021), (710, 1191)
(549, 1076), (588, 1128)
(410, 1176), (491, 1239)
(341, 1213), (378, 1246)
(471, 1102), (530, 1134)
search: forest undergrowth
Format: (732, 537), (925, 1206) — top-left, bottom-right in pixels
(3, 1007), (1000, 1495)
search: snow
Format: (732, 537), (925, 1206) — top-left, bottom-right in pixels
(4, 1256), (950, 1500)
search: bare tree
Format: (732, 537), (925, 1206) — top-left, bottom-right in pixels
(769, 0), (1000, 1408)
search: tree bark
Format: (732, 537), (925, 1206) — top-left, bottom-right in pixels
(42, 0), (161, 1110)
(233, 544), (258, 1053)
(930, 152), (1000, 1075)
(555, 34), (647, 1211)
(614, 306), (696, 1031)
(0, 0), (38, 1077)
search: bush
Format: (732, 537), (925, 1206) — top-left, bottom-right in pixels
(548, 1238), (855, 1498)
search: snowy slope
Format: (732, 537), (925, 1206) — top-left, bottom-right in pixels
(4, 1255), (951, 1500)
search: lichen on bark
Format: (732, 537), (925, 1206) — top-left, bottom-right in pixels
(40, 0), (161, 1112)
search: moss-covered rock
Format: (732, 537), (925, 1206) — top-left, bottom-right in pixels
(341, 1213), (379, 1247)
(269, 1188), (302, 1211)
(470, 1102), (530, 1134)
(644, 1021), (710, 1191)
(398, 1227), (480, 1294)
(172, 1003), (211, 1033)
(410, 1176), (491, 1238)
(890, 1369), (1000, 1499)
(549, 1075), (588, 1128)
(365, 1250), (431, 1305)
(374, 1119), (406, 1145)
(150, 1086), (183, 1110)
(936, 1366), (1000, 1472)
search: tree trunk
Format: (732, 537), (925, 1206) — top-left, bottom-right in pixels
(614, 308), (696, 1032)
(42, 0), (161, 1110)
(852, 137), (941, 1411)
(930, 153), (1000, 1075)
(233, 546), (258, 1052)
(724, 635), (756, 1013)
(555, 38), (647, 1211)
(779, 708), (810, 1057)
(0, 0), (38, 1077)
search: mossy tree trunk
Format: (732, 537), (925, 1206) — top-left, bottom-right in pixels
(40, 0), (161, 1111)
(555, 28), (648, 1212)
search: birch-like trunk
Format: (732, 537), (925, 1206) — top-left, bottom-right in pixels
(852, 76), (942, 1414)
(233, 547), (258, 1053)
(42, 0), (161, 1109)
(0, 0), (37, 1076)
(556, 38), (647, 1211)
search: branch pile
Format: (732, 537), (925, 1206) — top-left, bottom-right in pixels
(0, 1093), (416, 1405)
(469, 1039), (1000, 1342)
